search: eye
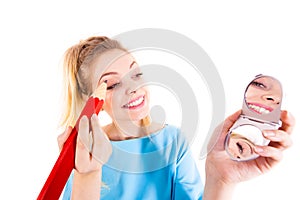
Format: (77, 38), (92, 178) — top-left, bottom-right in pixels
(107, 82), (121, 90)
(132, 72), (143, 79)
(236, 141), (253, 158)
(251, 81), (266, 89)
(136, 72), (143, 77)
(236, 142), (244, 154)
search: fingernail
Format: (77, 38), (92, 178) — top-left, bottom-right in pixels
(92, 114), (98, 120)
(263, 130), (275, 137)
(254, 146), (264, 153)
(81, 115), (88, 122)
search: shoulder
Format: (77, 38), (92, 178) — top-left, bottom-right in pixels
(149, 123), (182, 141)
(161, 124), (186, 141)
(149, 124), (188, 153)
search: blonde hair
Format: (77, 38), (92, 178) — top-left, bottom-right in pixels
(60, 36), (126, 128)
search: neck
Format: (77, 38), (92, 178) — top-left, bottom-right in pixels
(107, 119), (148, 141)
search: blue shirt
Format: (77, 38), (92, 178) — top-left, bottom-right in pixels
(62, 125), (203, 200)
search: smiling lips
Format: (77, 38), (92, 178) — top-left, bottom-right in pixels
(248, 102), (273, 114)
(122, 96), (145, 109)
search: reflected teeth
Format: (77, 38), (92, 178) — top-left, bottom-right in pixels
(248, 104), (270, 114)
(124, 96), (144, 108)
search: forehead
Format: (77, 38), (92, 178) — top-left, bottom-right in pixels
(93, 49), (135, 74)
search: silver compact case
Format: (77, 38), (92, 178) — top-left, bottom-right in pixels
(225, 74), (283, 161)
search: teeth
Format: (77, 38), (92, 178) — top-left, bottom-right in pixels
(124, 96), (144, 108)
(248, 104), (270, 114)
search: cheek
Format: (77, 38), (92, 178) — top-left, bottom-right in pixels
(246, 88), (262, 100)
(104, 91), (124, 115)
(143, 87), (150, 98)
(103, 93), (113, 110)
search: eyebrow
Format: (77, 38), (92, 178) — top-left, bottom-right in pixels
(99, 61), (137, 81)
(99, 72), (118, 81)
(129, 61), (137, 69)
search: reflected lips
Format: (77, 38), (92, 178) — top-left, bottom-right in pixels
(248, 102), (273, 114)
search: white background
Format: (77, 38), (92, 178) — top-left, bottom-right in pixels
(0, 0), (299, 199)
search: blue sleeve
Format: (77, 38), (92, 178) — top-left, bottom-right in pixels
(61, 172), (74, 200)
(173, 131), (204, 200)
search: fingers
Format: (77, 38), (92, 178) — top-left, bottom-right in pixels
(263, 129), (293, 149)
(261, 110), (295, 151)
(57, 126), (72, 151)
(76, 116), (93, 173)
(91, 114), (106, 143)
(91, 114), (112, 164)
(77, 115), (91, 153)
(254, 145), (283, 162)
(279, 110), (296, 135)
(253, 127), (293, 162)
(75, 114), (111, 173)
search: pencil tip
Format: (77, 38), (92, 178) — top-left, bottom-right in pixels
(93, 82), (107, 100)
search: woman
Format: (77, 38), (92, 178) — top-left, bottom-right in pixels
(58, 36), (294, 199)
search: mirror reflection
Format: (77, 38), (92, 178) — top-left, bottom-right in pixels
(245, 76), (282, 115)
(225, 125), (262, 161)
(227, 134), (255, 160)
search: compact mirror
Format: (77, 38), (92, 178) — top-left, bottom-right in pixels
(225, 75), (282, 161)
(245, 76), (282, 115)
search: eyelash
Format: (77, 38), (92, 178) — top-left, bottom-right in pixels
(134, 72), (143, 78)
(106, 72), (143, 90)
(236, 142), (244, 154)
(107, 83), (121, 90)
(251, 81), (266, 89)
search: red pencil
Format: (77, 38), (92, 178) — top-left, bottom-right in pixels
(37, 82), (107, 200)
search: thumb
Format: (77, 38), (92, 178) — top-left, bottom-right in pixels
(208, 110), (242, 152)
(57, 126), (73, 151)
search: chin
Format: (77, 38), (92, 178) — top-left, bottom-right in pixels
(129, 111), (149, 122)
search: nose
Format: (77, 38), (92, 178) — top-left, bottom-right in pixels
(262, 95), (281, 105)
(123, 73), (144, 95)
(126, 88), (136, 95)
(125, 79), (139, 95)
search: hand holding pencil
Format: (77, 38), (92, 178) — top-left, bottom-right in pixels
(37, 81), (112, 200)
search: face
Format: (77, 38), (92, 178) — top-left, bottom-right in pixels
(93, 49), (150, 124)
(245, 77), (282, 114)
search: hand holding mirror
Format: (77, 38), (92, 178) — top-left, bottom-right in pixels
(225, 74), (283, 161)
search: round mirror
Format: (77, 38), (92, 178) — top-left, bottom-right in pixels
(225, 124), (267, 161)
(245, 76), (282, 115)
